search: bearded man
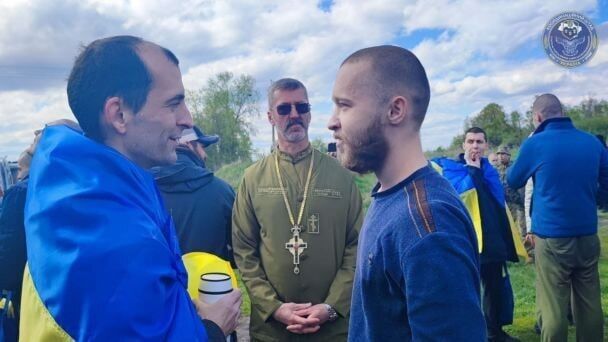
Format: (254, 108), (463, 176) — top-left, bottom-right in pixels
(328, 45), (485, 341)
(232, 78), (363, 341)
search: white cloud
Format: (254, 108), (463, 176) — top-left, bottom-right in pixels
(0, 0), (606, 159)
(404, 0), (597, 78)
(0, 88), (74, 158)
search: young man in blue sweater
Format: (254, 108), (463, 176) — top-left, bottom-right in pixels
(507, 93), (608, 341)
(328, 45), (486, 341)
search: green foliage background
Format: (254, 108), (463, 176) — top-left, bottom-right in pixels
(187, 72), (260, 171)
(430, 97), (608, 158)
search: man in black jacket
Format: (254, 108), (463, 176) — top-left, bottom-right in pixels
(152, 126), (235, 263)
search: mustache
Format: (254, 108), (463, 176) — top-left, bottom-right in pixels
(286, 119), (305, 129)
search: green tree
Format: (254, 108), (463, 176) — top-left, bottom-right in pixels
(311, 137), (328, 153)
(428, 97), (608, 156)
(567, 98), (608, 138)
(468, 103), (513, 147)
(449, 133), (465, 151)
(187, 72), (259, 170)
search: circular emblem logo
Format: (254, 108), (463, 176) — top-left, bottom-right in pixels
(543, 12), (599, 68)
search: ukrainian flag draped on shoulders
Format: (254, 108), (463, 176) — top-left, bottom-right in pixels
(431, 156), (526, 258)
(21, 125), (209, 341)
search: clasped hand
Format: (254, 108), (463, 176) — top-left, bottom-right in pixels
(272, 302), (330, 334)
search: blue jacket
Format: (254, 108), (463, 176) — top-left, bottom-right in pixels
(507, 117), (608, 238)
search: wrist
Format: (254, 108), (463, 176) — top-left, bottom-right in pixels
(323, 304), (338, 322)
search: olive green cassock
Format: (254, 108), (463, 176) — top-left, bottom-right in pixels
(232, 146), (363, 341)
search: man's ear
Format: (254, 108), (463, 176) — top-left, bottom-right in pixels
(267, 110), (275, 126)
(534, 112), (543, 125)
(103, 97), (128, 135)
(386, 96), (410, 125)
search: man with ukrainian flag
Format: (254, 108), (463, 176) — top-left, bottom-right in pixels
(432, 127), (526, 342)
(20, 36), (241, 341)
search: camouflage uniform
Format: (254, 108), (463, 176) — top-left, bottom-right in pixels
(496, 162), (534, 258)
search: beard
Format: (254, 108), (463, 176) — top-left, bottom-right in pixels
(281, 118), (308, 143)
(338, 117), (388, 174)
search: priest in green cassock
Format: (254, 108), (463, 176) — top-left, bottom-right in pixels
(233, 78), (363, 341)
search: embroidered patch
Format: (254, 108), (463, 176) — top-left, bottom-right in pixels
(257, 187), (285, 196)
(312, 188), (342, 199)
(307, 213), (320, 234)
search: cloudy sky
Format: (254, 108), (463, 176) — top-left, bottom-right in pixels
(1, 0), (607, 160)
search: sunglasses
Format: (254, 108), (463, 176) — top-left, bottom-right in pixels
(276, 102), (311, 116)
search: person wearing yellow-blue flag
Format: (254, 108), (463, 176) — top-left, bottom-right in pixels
(20, 36), (241, 341)
(432, 127), (525, 342)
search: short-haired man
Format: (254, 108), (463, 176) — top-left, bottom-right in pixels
(507, 93), (608, 341)
(233, 78), (363, 341)
(152, 125), (235, 263)
(20, 36), (241, 341)
(328, 45), (485, 341)
(433, 127), (525, 341)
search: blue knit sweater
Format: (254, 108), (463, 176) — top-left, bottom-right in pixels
(348, 165), (486, 341)
(507, 117), (608, 238)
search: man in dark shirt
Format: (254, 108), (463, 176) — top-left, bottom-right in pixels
(152, 126), (235, 263)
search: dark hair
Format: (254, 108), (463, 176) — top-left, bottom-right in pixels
(267, 78), (308, 108)
(532, 93), (563, 120)
(341, 45), (430, 129)
(465, 126), (487, 141)
(67, 35), (179, 141)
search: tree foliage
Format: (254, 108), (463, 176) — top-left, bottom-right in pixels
(566, 98), (608, 139)
(187, 72), (259, 170)
(311, 137), (328, 153)
(438, 97), (608, 157)
(448, 103), (525, 151)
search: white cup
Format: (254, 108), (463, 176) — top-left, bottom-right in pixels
(199, 272), (233, 304)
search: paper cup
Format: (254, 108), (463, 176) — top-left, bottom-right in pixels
(199, 272), (233, 304)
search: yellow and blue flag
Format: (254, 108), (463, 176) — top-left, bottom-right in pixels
(432, 157), (526, 258)
(21, 125), (209, 341)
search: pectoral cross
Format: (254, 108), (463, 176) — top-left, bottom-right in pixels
(285, 225), (307, 274)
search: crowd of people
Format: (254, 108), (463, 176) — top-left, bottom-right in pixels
(0, 35), (607, 342)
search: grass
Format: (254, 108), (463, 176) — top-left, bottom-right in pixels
(353, 172), (376, 210)
(504, 211), (608, 341)
(215, 161), (253, 189)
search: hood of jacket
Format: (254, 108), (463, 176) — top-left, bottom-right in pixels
(151, 147), (214, 193)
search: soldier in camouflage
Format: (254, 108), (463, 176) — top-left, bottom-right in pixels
(495, 146), (533, 261)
